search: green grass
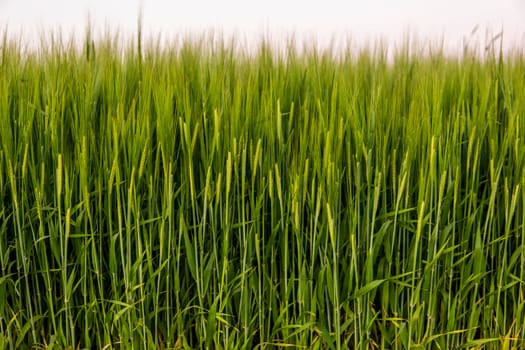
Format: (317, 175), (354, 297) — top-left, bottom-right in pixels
(1, 30), (525, 349)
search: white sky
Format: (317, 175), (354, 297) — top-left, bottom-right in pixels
(0, 0), (524, 53)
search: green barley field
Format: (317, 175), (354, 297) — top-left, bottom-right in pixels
(1, 30), (525, 349)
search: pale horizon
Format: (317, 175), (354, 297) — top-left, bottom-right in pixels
(1, 0), (524, 55)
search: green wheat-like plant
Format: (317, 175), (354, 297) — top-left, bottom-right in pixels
(0, 29), (524, 349)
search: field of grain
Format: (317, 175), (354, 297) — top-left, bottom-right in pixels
(1, 32), (524, 349)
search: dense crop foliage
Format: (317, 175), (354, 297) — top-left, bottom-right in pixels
(1, 32), (525, 349)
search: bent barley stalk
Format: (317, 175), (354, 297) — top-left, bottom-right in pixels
(0, 29), (524, 349)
